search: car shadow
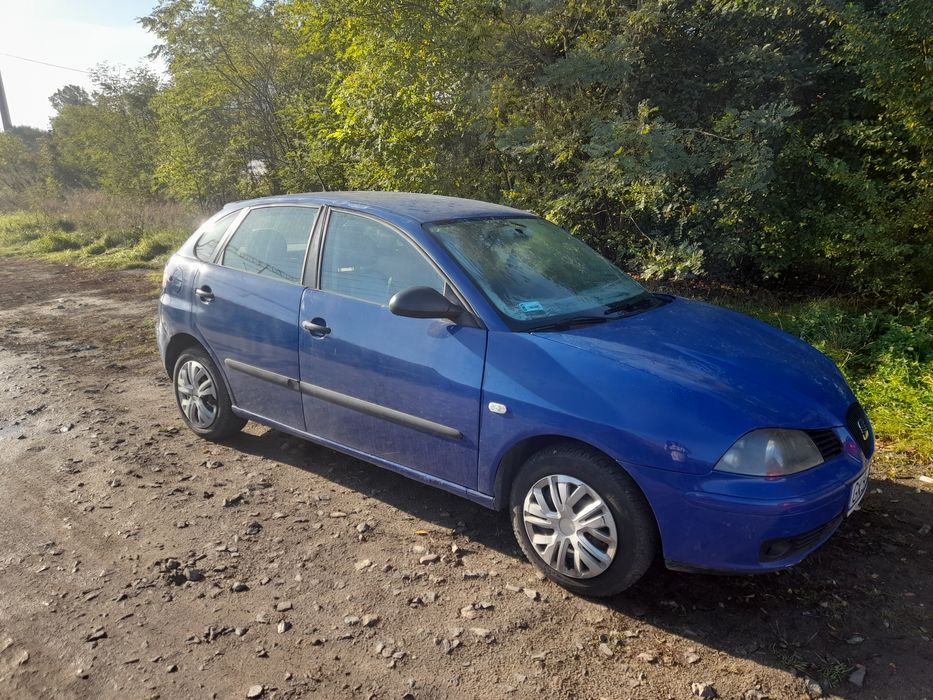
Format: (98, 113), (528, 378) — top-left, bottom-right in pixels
(227, 427), (933, 699)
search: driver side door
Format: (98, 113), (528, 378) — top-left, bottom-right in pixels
(297, 210), (487, 490)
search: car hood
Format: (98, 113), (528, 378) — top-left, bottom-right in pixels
(535, 296), (854, 430)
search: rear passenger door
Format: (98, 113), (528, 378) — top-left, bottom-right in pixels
(192, 205), (319, 429)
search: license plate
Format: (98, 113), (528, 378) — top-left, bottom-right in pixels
(847, 468), (870, 515)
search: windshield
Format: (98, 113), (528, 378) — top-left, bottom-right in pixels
(426, 216), (645, 330)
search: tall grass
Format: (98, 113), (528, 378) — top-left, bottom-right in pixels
(0, 190), (203, 269)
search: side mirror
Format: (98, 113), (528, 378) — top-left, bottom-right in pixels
(389, 286), (463, 321)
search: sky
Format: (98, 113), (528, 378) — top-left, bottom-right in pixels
(0, 0), (162, 130)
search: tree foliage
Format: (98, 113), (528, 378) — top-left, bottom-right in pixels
(142, 0), (321, 205)
(813, 0), (933, 296)
(0, 0), (929, 298)
(45, 66), (161, 196)
(0, 127), (48, 198)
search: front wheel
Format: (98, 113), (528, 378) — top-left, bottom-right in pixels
(510, 444), (658, 597)
(173, 348), (245, 441)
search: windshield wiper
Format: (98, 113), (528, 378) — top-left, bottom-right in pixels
(525, 293), (668, 332)
(603, 292), (657, 316)
(526, 316), (608, 332)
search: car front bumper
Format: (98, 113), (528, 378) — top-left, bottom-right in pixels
(630, 432), (871, 573)
(662, 484), (854, 573)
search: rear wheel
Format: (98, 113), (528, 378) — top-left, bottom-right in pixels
(510, 443), (658, 597)
(173, 348), (245, 440)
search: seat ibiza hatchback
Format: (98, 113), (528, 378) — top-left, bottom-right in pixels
(157, 192), (873, 596)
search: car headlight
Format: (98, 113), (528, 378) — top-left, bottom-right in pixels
(714, 429), (823, 477)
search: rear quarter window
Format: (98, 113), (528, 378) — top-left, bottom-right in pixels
(193, 211), (238, 262)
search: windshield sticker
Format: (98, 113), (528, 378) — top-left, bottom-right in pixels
(518, 301), (545, 314)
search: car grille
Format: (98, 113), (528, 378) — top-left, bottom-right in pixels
(805, 428), (842, 462)
(846, 402), (873, 457)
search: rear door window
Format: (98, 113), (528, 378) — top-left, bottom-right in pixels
(221, 206), (319, 283)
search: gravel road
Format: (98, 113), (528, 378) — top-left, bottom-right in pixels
(0, 258), (930, 699)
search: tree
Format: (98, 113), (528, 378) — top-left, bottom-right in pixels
(0, 127), (49, 201)
(49, 85), (91, 113)
(47, 66), (161, 196)
(285, 0), (504, 197)
(480, 1), (848, 284)
(805, 0), (933, 296)
(144, 0), (329, 205)
(16, 0), (929, 299)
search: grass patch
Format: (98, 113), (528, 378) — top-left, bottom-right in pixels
(0, 191), (201, 269)
(0, 221), (190, 268)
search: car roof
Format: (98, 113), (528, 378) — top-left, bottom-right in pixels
(223, 191), (531, 224)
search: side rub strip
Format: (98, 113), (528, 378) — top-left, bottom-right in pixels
(224, 358), (462, 440)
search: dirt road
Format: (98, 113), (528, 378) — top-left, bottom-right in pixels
(0, 258), (930, 699)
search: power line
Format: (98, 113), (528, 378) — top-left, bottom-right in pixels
(0, 52), (91, 74)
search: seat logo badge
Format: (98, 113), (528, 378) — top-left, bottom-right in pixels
(488, 402), (508, 415)
(856, 417), (870, 441)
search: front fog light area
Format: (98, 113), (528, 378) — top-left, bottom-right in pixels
(715, 429), (824, 477)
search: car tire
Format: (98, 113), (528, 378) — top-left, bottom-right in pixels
(510, 443), (658, 597)
(173, 348), (245, 441)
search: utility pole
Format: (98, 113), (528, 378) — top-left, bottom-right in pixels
(0, 66), (12, 131)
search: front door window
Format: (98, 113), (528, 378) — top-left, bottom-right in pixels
(320, 211), (443, 304)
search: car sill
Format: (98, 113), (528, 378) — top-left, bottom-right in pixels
(228, 405), (494, 509)
(223, 358), (462, 440)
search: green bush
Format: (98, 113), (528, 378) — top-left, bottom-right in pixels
(0, 211), (48, 246)
(134, 234), (174, 261)
(27, 231), (83, 253)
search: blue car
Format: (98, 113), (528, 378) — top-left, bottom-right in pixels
(157, 192), (873, 596)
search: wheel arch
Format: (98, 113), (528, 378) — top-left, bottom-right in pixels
(163, 333), (239, 407)
(163, 332), (204, 377)
(491, 434), (658, 525)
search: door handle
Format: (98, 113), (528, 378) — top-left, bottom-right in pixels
(195, 286), (214, 302)
(301, 319), (331, 336)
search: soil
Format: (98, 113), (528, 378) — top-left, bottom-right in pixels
(0, 258), (930, 700)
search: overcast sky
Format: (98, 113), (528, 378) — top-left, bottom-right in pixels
(0, 0), (161, 130)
